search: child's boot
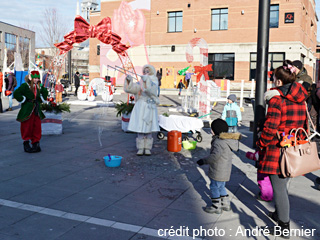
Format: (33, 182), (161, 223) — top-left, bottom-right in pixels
(221, 195), (231, 211)
(205, 198), (222, 214)
(144, 138), (153, 156)
(136, 138), (144, 156)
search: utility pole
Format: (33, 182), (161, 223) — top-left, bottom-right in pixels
(253, 0), (270, 147)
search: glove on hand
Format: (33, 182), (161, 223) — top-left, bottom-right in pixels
(238, 121), (242, 127)
(126, 75), (133, 82)
(141, 75), (148, 82)
(197, 159), (204, 166)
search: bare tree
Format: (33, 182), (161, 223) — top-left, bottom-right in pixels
(39, 8), (68, 61)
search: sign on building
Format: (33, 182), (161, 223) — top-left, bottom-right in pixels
(285, 13), (294, 23)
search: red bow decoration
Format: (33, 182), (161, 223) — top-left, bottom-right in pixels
(194, 64), (212, 83)
(55, 16), (129, 55)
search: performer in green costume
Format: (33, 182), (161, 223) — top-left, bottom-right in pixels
(14, 71), (48, 153)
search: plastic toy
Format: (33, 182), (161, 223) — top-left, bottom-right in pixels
(280, 132), (294, 148)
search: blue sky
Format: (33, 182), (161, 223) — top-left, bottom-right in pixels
(0, 0), (101, 47)
(0, 0), (319, 47)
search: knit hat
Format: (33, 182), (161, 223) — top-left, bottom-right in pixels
(30, 71), (40, 79)
(211, 119), (229, 136)
(292, 60), (303, 70)
(227, 94), (237, 102)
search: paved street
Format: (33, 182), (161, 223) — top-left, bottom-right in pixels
(0, 92), (319, 240)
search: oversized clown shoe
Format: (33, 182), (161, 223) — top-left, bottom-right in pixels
(77, 79), (87, 101)
(87, 86), (95, 101)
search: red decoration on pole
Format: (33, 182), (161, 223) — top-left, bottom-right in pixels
(194, 64), (212, 83)
(54, 16), (129, 55)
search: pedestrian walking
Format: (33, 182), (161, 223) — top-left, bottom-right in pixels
(221, 94), (242, 133)
(292, 60), (318, 127)
(246, 118), (273, 202)
(55, 80), (64, 103)
(13, 71), (48, 153)
(177, 80), (185, 96)
(156, 69), (162, 97)
(124, 64), (160, 156)
(74, 72), (80, 96)
(5, 72), (17, 111)
(196, 119), (241, 214)
(256, 60), (308, 238)
(42, 69), (52, 88)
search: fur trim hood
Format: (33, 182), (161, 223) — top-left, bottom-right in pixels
(264, 89), (280, 102)
(143, 64), (156, 76)
(219, 132), (242, 140)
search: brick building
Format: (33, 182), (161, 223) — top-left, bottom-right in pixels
(89, 0), (318, 88)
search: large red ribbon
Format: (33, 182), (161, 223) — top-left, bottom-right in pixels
(194, 64), (212, 82)
(55, 16), (129, 55)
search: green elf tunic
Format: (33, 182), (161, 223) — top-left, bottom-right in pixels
(13, 83), (48, 122)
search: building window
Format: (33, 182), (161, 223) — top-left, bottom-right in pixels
(270, 4), (279, 28)
(168, 11), (183, 32)
(250, 52), (285, 80)
(211, 8), (228, 30)
(208, 53), (235, 80)
(97, 45), (100, 55)
(5, 33), (17, 66)
(19, 37), (30, 70)
(316, 48), (320, 53)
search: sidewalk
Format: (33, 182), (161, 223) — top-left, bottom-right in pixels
(0, 94), (319, 240)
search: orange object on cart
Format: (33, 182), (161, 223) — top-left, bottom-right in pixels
(167, 130), (182, 152)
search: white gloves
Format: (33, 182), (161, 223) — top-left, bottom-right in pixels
(141, 75), (148, 82)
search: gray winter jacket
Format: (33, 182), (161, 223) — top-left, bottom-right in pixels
(203, 132), (241, 182)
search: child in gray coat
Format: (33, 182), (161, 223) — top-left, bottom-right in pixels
(197, 119), (241, 214)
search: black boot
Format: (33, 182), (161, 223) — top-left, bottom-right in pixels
(268, 211), (279, 223)
(270, 220), (290, 239)
(31, 142), (41, 153)
(23, 141), (33, 153)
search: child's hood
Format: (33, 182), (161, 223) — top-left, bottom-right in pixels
(218, 132), (241, 151)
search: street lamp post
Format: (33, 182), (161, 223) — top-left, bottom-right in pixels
(253, 0), (271, 147)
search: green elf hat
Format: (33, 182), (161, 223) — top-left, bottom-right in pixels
(31, 70), (40, 79)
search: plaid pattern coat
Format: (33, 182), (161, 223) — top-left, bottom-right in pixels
(257, 82), (308, 175)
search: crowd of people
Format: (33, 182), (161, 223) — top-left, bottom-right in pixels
(1, 59), (320, 237)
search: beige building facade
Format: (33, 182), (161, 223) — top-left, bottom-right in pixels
(0, 21), (35, 71)
(89, 0), (318, 88)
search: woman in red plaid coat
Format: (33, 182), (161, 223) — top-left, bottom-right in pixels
(256, 60), (308, 238)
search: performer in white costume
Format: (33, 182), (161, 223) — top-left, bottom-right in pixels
(124, 64), (160, 156)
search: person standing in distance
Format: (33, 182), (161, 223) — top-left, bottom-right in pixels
(74, 72), (80, 96)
